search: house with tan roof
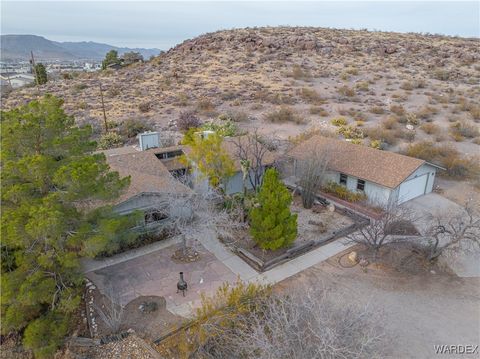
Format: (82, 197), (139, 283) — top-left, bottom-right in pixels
(100, 132), (276, 229)
(288, 136), (443, 206)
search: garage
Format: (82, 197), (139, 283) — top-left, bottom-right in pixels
(397, 174), (428, 204)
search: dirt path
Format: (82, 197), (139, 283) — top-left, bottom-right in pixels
(277, 256), (480, 359)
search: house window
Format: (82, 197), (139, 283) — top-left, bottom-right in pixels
(357, 179), (365, 191)
(339, 173), (348, 186)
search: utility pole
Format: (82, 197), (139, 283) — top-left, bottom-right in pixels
(30, 51), (40, 91)
(99, 82), (109, 133)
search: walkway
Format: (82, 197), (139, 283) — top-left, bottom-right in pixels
(200, 230), (354, 285)
(82, 231), (354, 318)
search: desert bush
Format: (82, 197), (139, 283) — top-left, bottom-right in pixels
(219, 110), (249, 123)
(331, 117), (348, 126)
(138, 101), (151, 113)
(370, 139), (383, 149)
(289, 127), (335, 145)
(289, 64), (311, 80)
(400, 81), (414, 91)
(406, 141), (479, 179)
(355, 81), (369, 92)
(73, 83), (88, 92)
(175, 92), (190, 106)
(365, 126), (397, 145)
(406, 113), (419, 125)
(433, 68), (450, 81)
(323, 181), (367, 202)
(470, 105), (480, 121)
(449, 121), (479, 140)
(416, 106), (438, 121)
(107, 86), (120, 97)
(345, 66), (359, 75)
(97, 132), (123, 150)
(196, 97), (216, 114)
(390, 104), (406, 116)
(337, 125), (364, 140)
(338, 85), (355, 98)
(120, 118), (153, 138)
(420, 123), (440, 135)
(264, 106), (305, 124)
(177, 111), (201, 132)
(202, 119), (238, 137)
(382, 117), (397, 130)
(309, 106), (329, 116)
(370, 106), (385, 115)
(356, 120), (365, 127)
(159, 283), (385, 359)
(299, 87), (324, 104)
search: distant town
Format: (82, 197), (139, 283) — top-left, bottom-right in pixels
(0, 60), (102, 89)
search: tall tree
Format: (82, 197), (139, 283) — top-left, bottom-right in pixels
(102, 50), (121, 70)
(34, 63), (48, 85)
(1, 95), (136, 357)
(249, 168), (297, 250)
(182, 131), (235, 191)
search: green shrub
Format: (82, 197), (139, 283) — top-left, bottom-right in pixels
(249, 169), (297, 250)
(97, 132), (123, 149)
(337, 125), (364, 140)
(331, 117), (348, 126)
(202, 119), (238, 137)
(323, 181), (367, 202)
(370, 139), (383, 149)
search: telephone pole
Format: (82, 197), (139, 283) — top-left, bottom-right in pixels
(99, 82), (109, 133)
(30, 51), (40, 91)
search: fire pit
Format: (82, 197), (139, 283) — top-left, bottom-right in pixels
(177, 272), (188, 296)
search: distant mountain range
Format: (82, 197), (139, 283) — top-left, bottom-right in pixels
(1, 34), (162, 62)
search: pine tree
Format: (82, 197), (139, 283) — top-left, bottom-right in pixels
(249, 168), (297, 250)
(102, 50), (121, 70)
(1, 95), (137, 357)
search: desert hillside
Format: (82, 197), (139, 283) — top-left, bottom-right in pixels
(3, 27), (479, 158)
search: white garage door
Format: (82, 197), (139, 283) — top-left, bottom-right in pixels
(398, 174), (428, 204)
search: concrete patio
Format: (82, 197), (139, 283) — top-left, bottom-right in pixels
(83, 231), (354, 317)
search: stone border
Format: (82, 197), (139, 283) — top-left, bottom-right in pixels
(235, 203), (369, 272)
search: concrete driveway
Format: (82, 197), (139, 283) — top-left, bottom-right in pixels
(402, 193), (480, 278)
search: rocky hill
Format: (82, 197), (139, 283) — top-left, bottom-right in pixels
(1, 34), (161, 61)
(2, 27), (479, 160)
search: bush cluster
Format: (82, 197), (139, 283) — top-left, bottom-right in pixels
(323, 181), (367, 202)
(264, 106), (305, 124)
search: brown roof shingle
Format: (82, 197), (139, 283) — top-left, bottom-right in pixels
(288, 136), (426, 189)
(103, 149), (191, 205)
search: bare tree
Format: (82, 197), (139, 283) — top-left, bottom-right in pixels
(94, 283), (124, 334)
(421, 200), (480, 262)
(194, 286), (385, 359)
(345, 202), (415, 258)
(150, 176), (245, 252)
(231, 129), (272, 192)
(296, 148), (331, 209)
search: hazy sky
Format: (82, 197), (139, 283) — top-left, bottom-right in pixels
(1, 1), (479, 49)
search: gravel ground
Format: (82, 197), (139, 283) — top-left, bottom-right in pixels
(276, 249), (480, 359)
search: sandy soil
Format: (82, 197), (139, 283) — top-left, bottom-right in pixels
(276, 249), (480, 359)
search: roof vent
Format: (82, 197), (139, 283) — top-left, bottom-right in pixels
(138, 131), (160, 151)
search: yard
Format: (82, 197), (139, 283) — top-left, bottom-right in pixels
(276, 248), (480, 359)
(228, 195), (355, 264)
